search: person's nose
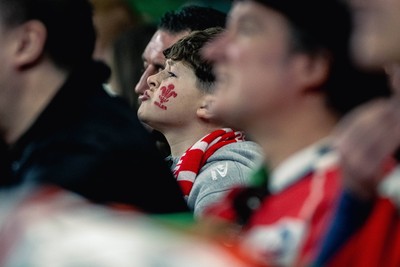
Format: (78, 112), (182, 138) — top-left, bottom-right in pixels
(135, 66), (155, 95)
(147, 72), (161, 91)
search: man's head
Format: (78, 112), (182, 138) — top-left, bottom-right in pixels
(0, 0), (96, 71)
(135, 5), (227, 103)
(346, 0), (400, 69)
(203, 0), (390, 131)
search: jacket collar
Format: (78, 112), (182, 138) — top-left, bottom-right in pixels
(270, 138), (335, 193)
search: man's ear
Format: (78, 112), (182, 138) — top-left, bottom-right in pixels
(293, 53), (330, 92)
(197, 95), (216, 120)
(13, 20), (47, 69)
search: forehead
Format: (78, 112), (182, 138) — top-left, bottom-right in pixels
(166, 59), (194, 75)
(229, 1), (290, 35)
(224, 1), (292, 52)
(230, 1), (268, 20)
(144, 30), (189, 58)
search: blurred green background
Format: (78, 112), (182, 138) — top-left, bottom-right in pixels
(126, 0), (231, 22)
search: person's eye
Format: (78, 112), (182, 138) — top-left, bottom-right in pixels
(168, 71), (177, 78)
(238, 23), (257, 34)
(236, 19), (260, 35)
(156, 65), (165, 73)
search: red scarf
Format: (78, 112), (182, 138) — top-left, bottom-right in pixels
(173, 128), (245, 197)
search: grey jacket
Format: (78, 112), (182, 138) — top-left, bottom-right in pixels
(170, 141), (263, 218)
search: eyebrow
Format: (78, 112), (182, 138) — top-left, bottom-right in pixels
(166, 59), (177, 67)
(237, 14), (261, 26)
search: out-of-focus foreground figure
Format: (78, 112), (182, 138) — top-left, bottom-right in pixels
(202, 0), (391, 266)
(0, 0), (188, 221)
(313, 0), (400, 265)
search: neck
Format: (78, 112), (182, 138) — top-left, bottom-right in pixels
(249, 105), (338, 170)
(0, 62), (68, 145)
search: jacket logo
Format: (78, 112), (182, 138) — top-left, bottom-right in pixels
(211, 162), (228, 180)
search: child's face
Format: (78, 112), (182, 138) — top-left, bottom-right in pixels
(137, 59), (206, 131)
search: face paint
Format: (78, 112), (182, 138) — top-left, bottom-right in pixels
(154, 84), (177, 110)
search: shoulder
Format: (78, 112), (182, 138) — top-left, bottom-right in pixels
(196, 141), (263, 184)
(206, 141), (264, 167)
(72, 90), (157, 151)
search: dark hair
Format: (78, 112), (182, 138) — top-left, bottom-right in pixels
(163, 27), (224, 93)
(0, 0), (96, 71)
(158, 5), (226, 34)
(236, 0), (391, 116)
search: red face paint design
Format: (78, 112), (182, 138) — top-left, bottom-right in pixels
(154, 84), (177, 110)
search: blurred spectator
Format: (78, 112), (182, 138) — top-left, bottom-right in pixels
(0, 0), (188, 214)
(91, 0), (142, 66)
(202, 0), (391, 266)
(312, 0), (400, 263)
(0, 184), (254, 267)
